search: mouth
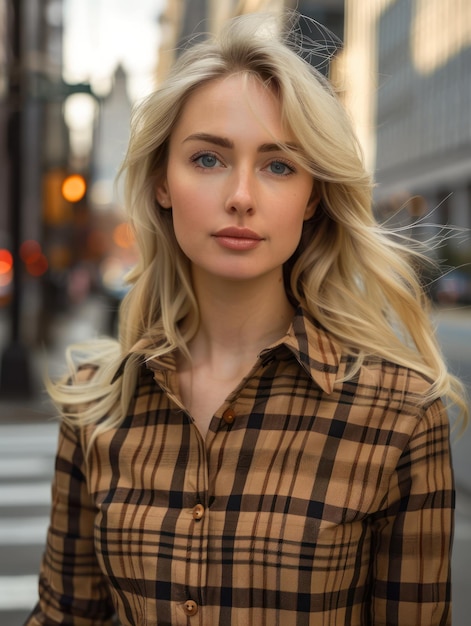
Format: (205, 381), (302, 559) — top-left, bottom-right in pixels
(213, 227), (263, 240)
(212, 227), (264, 251)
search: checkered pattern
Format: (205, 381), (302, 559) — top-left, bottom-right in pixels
(26, 308), (454, 625)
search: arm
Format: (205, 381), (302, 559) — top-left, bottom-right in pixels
(370, 398), (454, 626)
(24, 420), (116, 626)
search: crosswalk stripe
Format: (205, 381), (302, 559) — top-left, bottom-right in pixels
(0, 423), (58, 437)
(0, 575), (38, 611)
(0, 483), (51, 506)
(0, 424), (58, 452)
(0, 517), (49, 545)
(0, 458), (53, 478)
(0, 441), (57, 456)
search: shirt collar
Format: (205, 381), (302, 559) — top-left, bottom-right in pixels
(259, 306), (341, 394)
(114, 307), (341, 394)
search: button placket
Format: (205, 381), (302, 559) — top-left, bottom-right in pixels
(181, 423), (209, 617)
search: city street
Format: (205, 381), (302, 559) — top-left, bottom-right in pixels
(0, 303), (470, 625)
(0, 417), (57, 625)
(433, 308), (471, 626)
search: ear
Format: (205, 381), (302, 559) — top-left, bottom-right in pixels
(304, 188), (320, 221)
(155, 179), (172, 209)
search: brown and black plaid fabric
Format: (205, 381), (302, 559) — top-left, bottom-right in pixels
(26, 308), (454, 625)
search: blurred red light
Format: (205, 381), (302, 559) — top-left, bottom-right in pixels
(26, 253), (49, 277)
(0, 249), (13, 274)
(20, 240), (42, 264)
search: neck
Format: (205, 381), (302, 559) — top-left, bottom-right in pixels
(184, 272), (295, 370)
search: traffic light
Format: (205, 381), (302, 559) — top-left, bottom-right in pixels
(43, 169), (88, 224)
(61, 174), (87, 203)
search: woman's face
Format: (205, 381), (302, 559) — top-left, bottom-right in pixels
(156, 73), (317, 287)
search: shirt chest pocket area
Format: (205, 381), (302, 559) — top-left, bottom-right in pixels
(215, 427), (383, 531)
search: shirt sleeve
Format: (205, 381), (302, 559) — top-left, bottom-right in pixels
(370, 398), (454, 626)
(23, 420), (116, 626)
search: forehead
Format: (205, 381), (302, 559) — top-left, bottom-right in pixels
(170, 73), (292, 143)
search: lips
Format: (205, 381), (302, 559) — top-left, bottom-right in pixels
(213, 227), (264, 251)
(213, 227), (263, 240)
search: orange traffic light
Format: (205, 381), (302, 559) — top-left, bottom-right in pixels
(61, 174), (87, 203)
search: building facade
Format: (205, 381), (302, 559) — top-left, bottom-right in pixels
(0, 0), (72, 351)
(0, 0), (8, 247)
(343, 0), (471, 263)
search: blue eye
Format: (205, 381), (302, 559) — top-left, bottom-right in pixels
(194, 153), (219, 168)
(269, 161), (293, 175)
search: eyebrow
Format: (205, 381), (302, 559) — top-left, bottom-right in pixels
(182, 133), (300, 153)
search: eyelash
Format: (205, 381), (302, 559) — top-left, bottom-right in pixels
(190, 151), (297, 176)
(269, 160), (296, 176)
(190, 151), (222, 169)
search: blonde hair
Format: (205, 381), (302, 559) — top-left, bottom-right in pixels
(49, 12), (468, 436)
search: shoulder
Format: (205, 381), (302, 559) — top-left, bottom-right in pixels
(357, 357), (435, 401)
(324, 358), (448, 463)
(350, 356), (445, 431)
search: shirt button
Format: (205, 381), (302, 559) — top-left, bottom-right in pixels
(184, 600), (198, 616)
(192, 503), (205, 520)
(222, 408), (236, 425)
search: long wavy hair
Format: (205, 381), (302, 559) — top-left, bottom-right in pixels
(49, 12), (468, 436)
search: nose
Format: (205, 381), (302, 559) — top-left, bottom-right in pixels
(225, 168), (255, 216)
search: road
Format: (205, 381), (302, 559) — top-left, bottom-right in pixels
(433, 307), (471, 626)
(0, 418), (57, 625)
(433, 308), (471, 493)
(0, 305), (470, 625)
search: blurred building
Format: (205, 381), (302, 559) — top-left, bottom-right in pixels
(1, 0), (94, 353)
(23, 0), (73, 346)
(91, 65), (132, 207)
(0, 0), (8, 246)
(0, 0), (8, 278)
(343, 0), (471, 263)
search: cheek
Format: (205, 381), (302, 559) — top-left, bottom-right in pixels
(169, 188), (210, 252)
(275, 196), (310, 233)
(274, 200), (311, 253)
(167, 173), (210, 215)
(171, 216), (196, 261)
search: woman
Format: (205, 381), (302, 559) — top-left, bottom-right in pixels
(26, 12), (467, 626)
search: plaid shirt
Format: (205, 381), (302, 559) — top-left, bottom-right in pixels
(26, 307), (454, 626)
